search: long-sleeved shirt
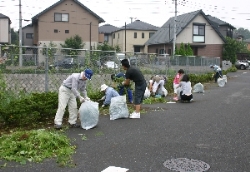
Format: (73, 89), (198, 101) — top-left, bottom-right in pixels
(213, 65), (221, 72)
(62, 72), (87, 98)
(104, 87), (119, 105)
(179, 81), (192, 96)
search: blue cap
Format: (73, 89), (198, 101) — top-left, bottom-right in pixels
(84, 69), (93, 80)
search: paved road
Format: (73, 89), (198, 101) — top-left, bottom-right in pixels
(2, 70), (250, 172)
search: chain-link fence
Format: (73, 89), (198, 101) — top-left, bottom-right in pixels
(0, 45), (221, 93)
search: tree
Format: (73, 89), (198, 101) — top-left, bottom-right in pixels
(235, 27), (250, 40)
(97, 41), (121, 52)
(175, 43), (193, 56)
(11, 28), (18, 45)
(60, 35), (85, 55)
(223, 37), (248, 64)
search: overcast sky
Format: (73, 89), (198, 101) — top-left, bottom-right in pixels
(0, 0), (250, 31)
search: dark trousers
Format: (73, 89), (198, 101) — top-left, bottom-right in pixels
(215, 71), (222, 82)
(118, 86), (133, 103)
(180, 91), (193, 101)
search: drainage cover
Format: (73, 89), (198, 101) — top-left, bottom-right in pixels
(163, 158), (210, 172)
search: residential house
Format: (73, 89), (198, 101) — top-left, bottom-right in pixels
(112, 20), (159, 53)
(244, 38), (250, 50)
(31, 0), (105, 62)
(99, 24), (118, 45)
(0, 13), (11, 45)
(22, 24), (34, 46)
(145, 10), (235, 58)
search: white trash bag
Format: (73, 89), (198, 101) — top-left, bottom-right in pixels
(223, 75), (227, 84)
(79, 101), (99, 130)
(144, 87), (150, 99)
(217, 78), (226, 87)
(109, 95), (129, 120)
(162, 87), (168, 97)
(193, 82), (204, 93)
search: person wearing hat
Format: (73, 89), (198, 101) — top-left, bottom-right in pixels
(100, 84), (119, 107)
(210, 64), (222, 82)
(148, 75), (167, 97)
(121, 59), (146, 119)
(54, 69), (93, 129)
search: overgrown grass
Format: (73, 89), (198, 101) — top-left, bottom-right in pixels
(0, 129), (76, 167)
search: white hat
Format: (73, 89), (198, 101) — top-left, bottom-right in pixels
(100, 84), (108, 91)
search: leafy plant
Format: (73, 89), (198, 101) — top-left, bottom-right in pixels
(0, 129), (76, 166)
(60, 35), (85, 55)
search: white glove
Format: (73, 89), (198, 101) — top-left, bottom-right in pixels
(85, 97), (90, 101)
(100, 96), (105, 100)
(122, 81), (125, 85)
(79, 96), (85, 103)
(101, 105), (105, 108)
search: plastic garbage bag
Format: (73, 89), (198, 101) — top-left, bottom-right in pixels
(193, 82), (204, 93)
(217, 78), (226, 87)
(79, 101), (99, 130)
(109, 95), (129, 120)
(162, 87), (168, 97)
(223, 75), (227, 84)
(144, 87), (150, 99)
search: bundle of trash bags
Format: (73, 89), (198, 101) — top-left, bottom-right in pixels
(193, 82), (204, 93)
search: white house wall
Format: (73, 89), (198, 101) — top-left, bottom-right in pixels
(176, 14), (224, 44)
(0, 19), (10, 43)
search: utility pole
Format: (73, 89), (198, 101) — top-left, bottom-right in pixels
(19, 0), (23, 67)
(125, 22), (126, 55)
(173, 0), (177, 57)
(90, 22), (92, 50)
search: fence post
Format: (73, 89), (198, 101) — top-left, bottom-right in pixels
(45, 47), (49, 92)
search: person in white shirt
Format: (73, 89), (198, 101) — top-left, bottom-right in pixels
(148, 75), (167, 97)
(177, 74), (193, 102)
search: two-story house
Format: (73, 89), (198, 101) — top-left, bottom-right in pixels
(146, 10), (235, 57)
(112, 20), (159, 53)
(31, 0), (104, 62)
(98, 24), (118, 45)
(22, 24), (34, 46)
(0, 13), (11, 45)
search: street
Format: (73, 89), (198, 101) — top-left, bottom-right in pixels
(2, 70), (250, 172)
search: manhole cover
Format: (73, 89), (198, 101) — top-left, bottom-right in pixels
(163, 158), (210, 172)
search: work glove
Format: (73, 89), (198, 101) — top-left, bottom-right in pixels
(101, 104), (105, 108)
(100, 96), (105, 101)
(79, 96), (85, 103)
(85, 97), (90, 101)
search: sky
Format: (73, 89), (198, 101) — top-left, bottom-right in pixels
(0, 0), (250, 31)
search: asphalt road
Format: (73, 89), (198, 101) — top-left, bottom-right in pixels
(1, 70), (250, 172)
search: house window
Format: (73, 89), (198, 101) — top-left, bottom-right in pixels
(113, 33), (115, 39)
(149, 32), (155, 38)
(142, 33), (144, 38)
(193, 24), (205, 43)
(118, 33), (119, 39)
(54, 13), (69, 22)
(156, 48), (158, 54)
(26, 33), (33, 39)
(65, 30), (69, 33)
(104, 34), (109, 42)
(54, 29), (58, 33)
(134, 32), (137, 38)
(159, 49), (165, 54)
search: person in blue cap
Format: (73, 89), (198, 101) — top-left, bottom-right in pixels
(111, 72), (133, 103)
(54, 69), (93, 129)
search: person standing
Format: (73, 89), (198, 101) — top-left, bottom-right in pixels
(54, 69), (93, 129)
(111, 72), (133, 103)
(100, 84), (119, 107)
(210, 64), (222, 82)
(121, 59), (146, 119)
(173, 69), (184, 101)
